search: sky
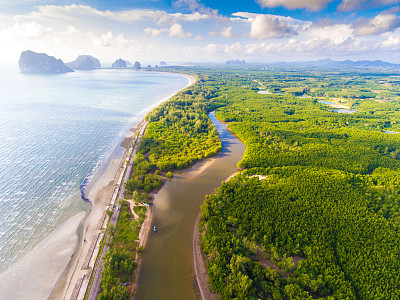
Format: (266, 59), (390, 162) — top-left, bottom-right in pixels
(1, 0), (400, 65)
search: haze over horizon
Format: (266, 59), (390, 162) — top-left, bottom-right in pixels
(1, 0), (400, 65)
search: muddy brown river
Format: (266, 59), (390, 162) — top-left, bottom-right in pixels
(135, 111), (245, 300)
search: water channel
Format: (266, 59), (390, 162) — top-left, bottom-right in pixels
(135, 111), (245, 300)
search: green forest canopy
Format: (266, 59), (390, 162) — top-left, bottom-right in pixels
(122, 65), (400, 299)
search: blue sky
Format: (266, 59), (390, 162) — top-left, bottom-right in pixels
(1, 0), (400, 64)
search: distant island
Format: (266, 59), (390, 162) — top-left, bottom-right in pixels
(133, 61), (141, 70)
(66, 55), (101, 70)
(19, 50), (73, 74)
(112, 58), (127, 68)
(110, 59), (141, 69)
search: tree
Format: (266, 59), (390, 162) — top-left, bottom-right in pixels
(106, 209), (113, 219)
(132, 190), (142, 203)
(105, 224), (116, 239)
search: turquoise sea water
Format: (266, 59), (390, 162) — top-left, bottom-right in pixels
(0, 69), (189, 274)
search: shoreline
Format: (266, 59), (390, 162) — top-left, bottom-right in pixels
(193, 214), (220, 300)
(54, 72), (196, 299)
(53, 153), (123, 300)
(0, 211), (87, 300)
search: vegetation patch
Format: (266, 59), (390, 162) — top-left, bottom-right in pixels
(201, 170), (400, 299)
(98, 201), (142, 299)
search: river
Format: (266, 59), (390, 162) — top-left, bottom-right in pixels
(135, 111), (245, 299)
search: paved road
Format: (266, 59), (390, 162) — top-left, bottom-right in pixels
(88, 121), (147, 300)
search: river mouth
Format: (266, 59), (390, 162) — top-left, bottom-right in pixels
(134, 111), (245, 300)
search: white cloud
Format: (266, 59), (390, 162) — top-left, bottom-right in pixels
(14, 4), (102, 22)
(338, 0), (399, 11)
(169, 23), (192, 37)
(380, 33), (400, 49)
(0, 21), (52, 40)
(256, 0), (334, 11)
(144, 23), (192, 38)
(144, 27), (168, 37)
(89, 31), (138, 48)
(257, 0), (398, 11)
(65, 25), (78, 34)
(220, 27), (233, 38)
(338, 0), (364, 11)
(201, 35), (368, 60)
(1, 3), (400, 64)
(353, 12), (400, 36)
(13, 4), (211, 27)
(233, 13), (303, 39)
(210, 26), (234, 38)
(171, 12), (210, 22)
(173, 0), (218, 15)
(204, 42), (244, 55)
(233, 12), (308, 28)
(308, 23), (354, 45)
(249, 14), (297, 39)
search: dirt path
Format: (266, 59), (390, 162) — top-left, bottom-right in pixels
(125, 199), (139, 219)
(193, 214), (219, 300)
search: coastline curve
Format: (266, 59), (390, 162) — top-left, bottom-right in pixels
(57, 71), (196, 300)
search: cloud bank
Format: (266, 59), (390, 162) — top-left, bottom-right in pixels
(0, 3), (400, 64)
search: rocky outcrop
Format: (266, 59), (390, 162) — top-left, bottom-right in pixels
(19, 50), (73, 74)
(133, 61), (141, 70)
(112, 58), (127, 68)
(66, 55), (101, 70)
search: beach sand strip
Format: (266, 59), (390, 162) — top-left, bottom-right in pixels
(59, 72), (197, 300)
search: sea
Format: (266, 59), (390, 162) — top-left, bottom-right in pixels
(0, 68), (189, 275)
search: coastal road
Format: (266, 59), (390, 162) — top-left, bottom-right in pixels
(87, 121), (147, 300)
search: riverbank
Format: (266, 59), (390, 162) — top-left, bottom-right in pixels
(134, 111), (245, 299)
(193, 214), (219, 300)
(192, 116), (246, 300)
(132, 73), (196, 296)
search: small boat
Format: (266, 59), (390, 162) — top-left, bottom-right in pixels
(153, 226), (157, 232)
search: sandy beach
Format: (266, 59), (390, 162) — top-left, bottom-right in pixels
(48, 72), (197, 300)
(0, 71), (196, 300)
(0, 211), (86, 299)
(51, 153), (123, 300)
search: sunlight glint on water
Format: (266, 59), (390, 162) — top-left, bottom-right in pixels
(0, 69), (189, 273)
